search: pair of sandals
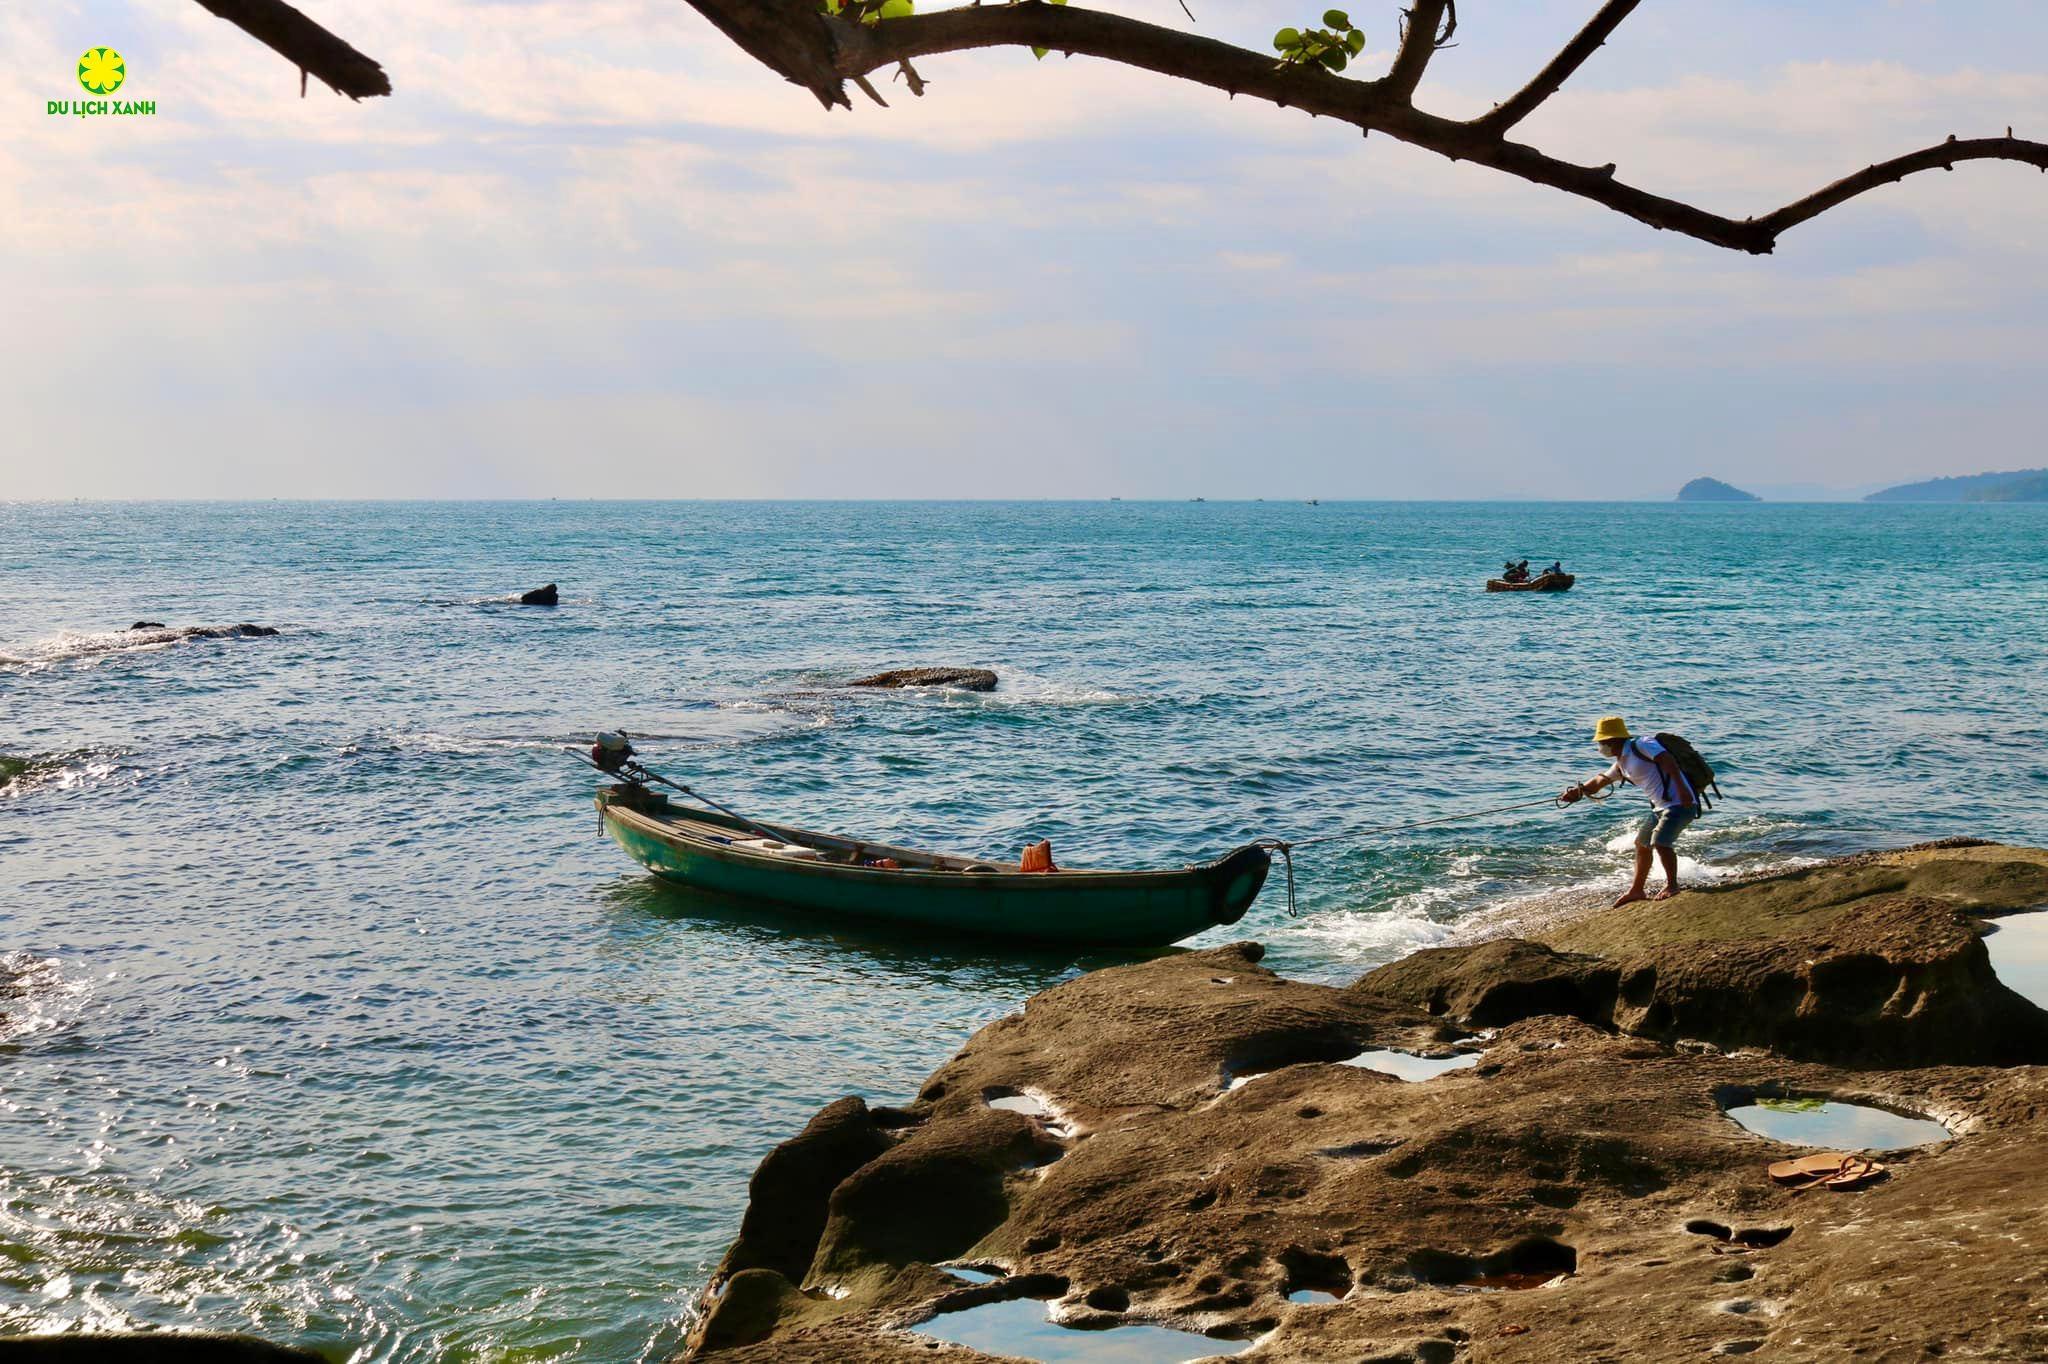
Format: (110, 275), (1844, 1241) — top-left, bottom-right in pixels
(1768, 1151), (1888, 1192)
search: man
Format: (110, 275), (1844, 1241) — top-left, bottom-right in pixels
(1561, 716), (1699, 905)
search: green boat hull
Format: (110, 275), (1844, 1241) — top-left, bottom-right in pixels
(597, 787), (1269, 947)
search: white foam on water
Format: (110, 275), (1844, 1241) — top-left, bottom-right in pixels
(841, 666), (1147, 710)
(0, 952), (93, 1044)
(1281, 904), (1459, 964)
(0, 626), (279, 671)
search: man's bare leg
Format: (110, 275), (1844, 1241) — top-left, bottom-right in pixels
(1651, 845), (1681, 900)
(1614, 845), (1653, 906)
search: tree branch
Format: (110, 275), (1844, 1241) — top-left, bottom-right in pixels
(677, 0), (851, 108)
(1755, 133), (2048, 239)
(189, 0), (390, 99)
(1383, 0), (1451, 102)
(1473, 0), (1637, 135)
(183, 0), (2048, 259)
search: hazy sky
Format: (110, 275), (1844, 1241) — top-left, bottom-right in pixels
(6, 2), (2048, 499)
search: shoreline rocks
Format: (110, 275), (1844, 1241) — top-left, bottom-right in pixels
(682, 844), (2048, 1362)
(847, 668), (997, 692)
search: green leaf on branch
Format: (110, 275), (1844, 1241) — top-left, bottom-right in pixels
(1272, 12), (1364, 70)
(820, 0), (915, 25)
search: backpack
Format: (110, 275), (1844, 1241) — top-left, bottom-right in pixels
(1627, 734), (1722, 811)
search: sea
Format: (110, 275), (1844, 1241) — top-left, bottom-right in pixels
(2, 499), (2044, 1361)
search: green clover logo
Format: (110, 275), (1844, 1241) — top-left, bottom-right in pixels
(79, 48), (125, 96)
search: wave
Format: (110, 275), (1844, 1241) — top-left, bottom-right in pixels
(0, 624), (282, 671)
(0, 951), (91, 1045)
(337, 708), (837, 762)
(793, 667), (1146, 710)
(0, 748), (129, 798)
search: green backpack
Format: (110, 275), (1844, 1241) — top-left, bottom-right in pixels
(1629, 734), (1721, 811)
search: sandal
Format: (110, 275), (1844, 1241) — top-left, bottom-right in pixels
(1767, 1151), (1888, 1191)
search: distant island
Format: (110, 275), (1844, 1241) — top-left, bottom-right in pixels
(1676, 476), (1760, 502)
(1865, 468), (2048, 503)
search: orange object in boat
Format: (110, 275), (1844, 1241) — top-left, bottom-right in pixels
(1020, 840), (1057, 873)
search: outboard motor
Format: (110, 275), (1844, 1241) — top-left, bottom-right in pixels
(591, 731), (636, 775)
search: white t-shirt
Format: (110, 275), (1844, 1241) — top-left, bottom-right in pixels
(1608, 737), (1695, 810)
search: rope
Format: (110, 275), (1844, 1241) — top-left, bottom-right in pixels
(1255, 785), (1611, 917)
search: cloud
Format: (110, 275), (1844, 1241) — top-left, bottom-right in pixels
(5, 2), (2048, 498)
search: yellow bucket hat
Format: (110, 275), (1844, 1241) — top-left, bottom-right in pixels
(1593, 716), (1632, 743)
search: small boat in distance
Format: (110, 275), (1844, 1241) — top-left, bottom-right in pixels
(1486, 572), (1575, 593)
(595, 783), (1272, 947)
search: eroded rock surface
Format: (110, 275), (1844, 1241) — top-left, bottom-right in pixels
(682, 845), (2048, 1363)
(847, 668), (998, 692)
(1364, 842), (2048, 1067)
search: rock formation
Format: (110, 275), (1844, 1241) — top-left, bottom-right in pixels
(128, 623), (281, 640)
(1676, 477), (1760, 502)
(847, 668), (998, 692)
(682, 842), (2048, 1362)
(519, 584), (560, 606)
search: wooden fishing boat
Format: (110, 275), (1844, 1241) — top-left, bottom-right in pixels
(1486, 572), (1575, 593)
(595, 784), (1271, 947)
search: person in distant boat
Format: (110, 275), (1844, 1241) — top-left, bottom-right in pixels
(1559, 716), (1698, 906)
(1544, 561), (1563, 577)
(1503, 560), (1530, 583)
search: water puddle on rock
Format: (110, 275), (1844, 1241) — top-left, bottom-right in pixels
(1983, 911), (2048, 1011)
(945, 1265), (1006, 1285)
(1339, 1049), (1481, 1082)
(1724, 1099), (1949, 1151)
(1285, 1288), (1340, 1304)
(1226, 1048), (1478, 1092)
(913, 1297), (1250, 1362)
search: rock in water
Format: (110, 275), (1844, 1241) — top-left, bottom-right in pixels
(519, 584), (559, 606)
(847, 667), (997, 692)
(1676, 476), (1760, 502)
(129, 621), (165, 630)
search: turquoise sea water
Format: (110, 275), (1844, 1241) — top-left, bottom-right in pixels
(1, 500), (2044, 1361)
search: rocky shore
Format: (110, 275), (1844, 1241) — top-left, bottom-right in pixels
(681, 840), (2048, 1362)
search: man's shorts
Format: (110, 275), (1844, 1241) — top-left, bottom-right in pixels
(1636, 804), (1699, 849)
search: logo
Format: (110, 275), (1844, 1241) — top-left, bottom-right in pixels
(48, 46), (154, 117)
(78, 48), (124, 96)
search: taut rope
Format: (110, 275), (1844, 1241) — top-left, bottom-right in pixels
(1255, 786), (1611, 917)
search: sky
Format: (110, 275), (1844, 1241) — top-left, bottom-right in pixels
(5, 1), (2048, 500)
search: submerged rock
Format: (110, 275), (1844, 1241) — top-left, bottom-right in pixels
(519, 584), (559, 606)
(684, 848), (2048, 1363)
(128, 623), (281, 640)
(846, 667), (997, 692)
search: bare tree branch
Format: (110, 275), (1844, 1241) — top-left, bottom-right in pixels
(190, 0), (389, 99)
(1473, 0), (1637, 135)
(1383, 0), (1451, 102)
(1755, 133), (2048, 239)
